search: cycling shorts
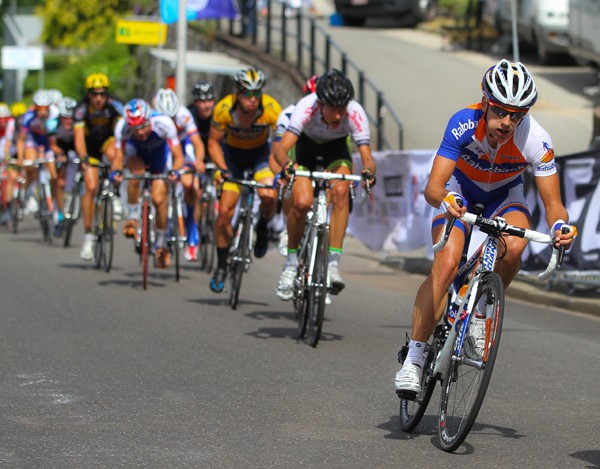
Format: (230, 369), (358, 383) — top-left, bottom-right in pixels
(222, 143), (274, 194)
(432, 174), (530, 234)
(125, 141), (170, 175)
(86, 136), (115, 163)
(295, 134), (353, 171)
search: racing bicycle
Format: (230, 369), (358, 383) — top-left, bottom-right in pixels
(397, 204), (569, 452)
(198, 162), (218, 273)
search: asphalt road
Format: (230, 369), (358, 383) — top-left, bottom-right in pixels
(1, 215), (599, 467)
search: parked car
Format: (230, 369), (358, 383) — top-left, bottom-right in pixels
(333, 0), (437, 27)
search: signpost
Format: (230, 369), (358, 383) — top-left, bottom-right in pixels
(115, 19), (167, 46)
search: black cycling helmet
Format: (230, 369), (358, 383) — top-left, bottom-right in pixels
(192, 80), (215, 101)
(315, 69), (354, 107)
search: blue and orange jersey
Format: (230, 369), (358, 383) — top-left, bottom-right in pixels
(437, 102), (556, 193)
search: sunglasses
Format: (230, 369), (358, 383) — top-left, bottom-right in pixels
(89, 90), (107, 97)
(488, 102), (528, 121)
(241, 90), (262, 99)
(131, 122), (150, 131)
(195, 94), (215, 101)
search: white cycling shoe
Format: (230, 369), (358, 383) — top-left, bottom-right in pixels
(395, 363), (422, 394)
(277, 267), (296, 301)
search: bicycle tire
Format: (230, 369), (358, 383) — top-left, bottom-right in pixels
(63, 182), (81, 247)
(104, 196), (115, 272)
(141, 199), (150, 290)
(399, 343), (436, 432)
(199, 201), (216, 272)
(171, 197), (181, 282)
(438, 271), (504, 452)
(306, 227), (328, 347)
(229, 217), (249, 310)
(295, 235), (311, 337)
(11, 189), (22, 234)
(94, 198), (104, 270)
(38, 188), (52, 244)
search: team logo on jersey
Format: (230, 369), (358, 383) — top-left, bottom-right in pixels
(451, 118), (477, 140)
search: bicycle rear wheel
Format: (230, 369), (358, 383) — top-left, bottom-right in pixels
(141, 199), (150, 290)
(169, 197), (182, 282)
(11, 187), (23, 234)
(438, 271), (504, 452)
(228, 218), (249, 310)
(95, 196), (114, 272)
(63, 182), (81, 247)
(306, 228), (328, 347)
(38, 187), (52, 244)
(94, 198), (104, 270)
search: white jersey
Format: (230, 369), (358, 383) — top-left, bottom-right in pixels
(115, 113), (180, 150)
(172, 106), (199, 142)
(286, 93), (370, 146)
(274, 104), (295, 142)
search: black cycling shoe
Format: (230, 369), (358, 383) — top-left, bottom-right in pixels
(210, 268), (227, 293)
(254, 221), (269, 258)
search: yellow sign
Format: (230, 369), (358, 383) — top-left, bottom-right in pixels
(115, 19), (167, 46)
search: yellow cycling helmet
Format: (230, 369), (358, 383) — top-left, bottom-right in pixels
(85, 72), (111, 90)
(10, 101), (27, 117)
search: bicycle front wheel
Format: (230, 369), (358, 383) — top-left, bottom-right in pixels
(11, 188), (23, 234)
(95, 196), (114, 272)
(199, 198), (216, 272)
(63, 182), (81, 247)
(306, 228), (328, 347)
(438, 271), (504, 452)
(141, 199), (150, 290)
(228, 219), (249, 310)
(38, 188), (52, 244)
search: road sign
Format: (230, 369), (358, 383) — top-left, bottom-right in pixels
(1, 46), (44, 70)
(115, 19), (167, 46)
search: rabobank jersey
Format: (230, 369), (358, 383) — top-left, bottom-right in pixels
(173, 106), (199, 143)
(115, 113), (180, 159)
(211, 93), (281, 150)
(21, 108), (59, 148)
(287, 93), (370, 146)
(438, 103), (556, 193)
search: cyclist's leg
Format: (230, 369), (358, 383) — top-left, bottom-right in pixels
(151, 178), (170, 268)
(52, 158), (66, 235)
(180, 144), (200, 261)
(253, 150), (277, 258)
(23, 143), (39, 211)
(123, 147), (144, 238)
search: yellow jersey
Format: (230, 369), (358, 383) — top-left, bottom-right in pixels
(211, 93), (281, 150)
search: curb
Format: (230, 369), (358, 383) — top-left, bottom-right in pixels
(379, 254), (600, 318)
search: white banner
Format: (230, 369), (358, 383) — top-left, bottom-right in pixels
(348, 150), (435, 252)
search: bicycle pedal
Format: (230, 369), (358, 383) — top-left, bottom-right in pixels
(396, 389), (418, 400)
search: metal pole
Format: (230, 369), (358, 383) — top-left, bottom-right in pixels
(176, 0), (187, 101)
(510, 0), (520, 62)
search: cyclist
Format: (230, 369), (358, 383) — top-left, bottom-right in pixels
(16, 89), (59, 214)
(153, 87), (206, 262)
(269, 75), (319, 256)
(273, 68), (376, 301)
(188, 80), (217, 155)
(394, 59), (577, 395)
(111, 98), (185, 269)
(74, 72), (124, 261)
(207, 67), (281, 292)
(49, 96), (78, 236)
(0, 102), (17, 225)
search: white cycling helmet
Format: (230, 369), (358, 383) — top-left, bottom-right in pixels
(47, 89), (63, 105)
(482, 59), (538, 109)
(58, 96), (77, 118)
(234, 67), (266, 91)
(0, 103), (11, 118)
(32, 89), (53, 107)
(153, 88), (180, 117)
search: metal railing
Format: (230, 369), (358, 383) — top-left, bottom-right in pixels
(219, 3), (404, 150)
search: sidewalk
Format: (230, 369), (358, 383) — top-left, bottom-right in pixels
(344, 237), (600, 319)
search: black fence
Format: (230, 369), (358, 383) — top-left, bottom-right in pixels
(218, 3), (404, 151)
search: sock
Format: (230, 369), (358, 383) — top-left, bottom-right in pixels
(128, 203), (140, 220)
(284, 249), (298, 269)
(84, 232), (95, 242)
(155, 229), (166, 248)
(217, 247), (229, 270)
(185, 203), (198, 246)
(405, 340), (426, 368)
(328, 248), (342, 268)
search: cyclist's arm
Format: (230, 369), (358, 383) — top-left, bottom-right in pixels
(207, 127), (227, 170)
(356, 144), (375, 174)
(274, 130), (299, 168)
(16, 131), (26, 162)
(269, 139), (283, 174)
(170, 142), (185, 172)
(535, 172), (574, 248)
(48, 135), (63, 160)
(112, 144), (124, 173)
(189, 133), (206, 173)
(424, 155), (464, 217)
(74, 125), (88, 158)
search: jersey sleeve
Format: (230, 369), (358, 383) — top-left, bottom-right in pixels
(211, 95), (234, 132)
(347, 101), (370, 146)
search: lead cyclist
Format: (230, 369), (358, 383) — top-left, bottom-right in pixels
(395, 59), (577, 394)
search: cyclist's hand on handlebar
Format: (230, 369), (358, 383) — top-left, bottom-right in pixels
(440, 191), (466, 219)
(279, 161), (296, 181)
(214, 168), (230, 185)
(110, 169), (123, 184)
(552, 220), (577, 250)
(194, 160), (206, 175)
(167, 169), (180, 182)
(361, 168), (376, 191)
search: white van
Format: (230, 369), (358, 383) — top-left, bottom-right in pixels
(569, 0), (600, 67)
(491, 0), (570, 64)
